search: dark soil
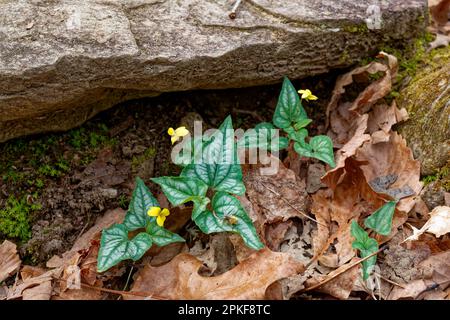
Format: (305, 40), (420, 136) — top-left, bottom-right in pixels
(0, 73), (342, 265)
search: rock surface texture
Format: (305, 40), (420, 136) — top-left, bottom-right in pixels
(0, 0), (428, 142)
(397, 46), (450, 175)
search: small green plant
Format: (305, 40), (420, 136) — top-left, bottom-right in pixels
(351, 200), (397, 280)
(97, 77), (335, 272)
(240, 77), (336, 167)
(0, 195), (41, 242)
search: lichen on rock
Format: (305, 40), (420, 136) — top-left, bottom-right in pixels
(397, 46), (450, 176)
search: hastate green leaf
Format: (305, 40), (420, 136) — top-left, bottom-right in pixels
(273, 77), (307, 129)
(97, 224), (152, 273)
(193, 192), (264, 250)
(351, 221), (379, 280)
(309, 135), (335, 167)
(181, 116), (245, 195)
(146, 223), (185, 247)
(181, 163), (245, 196)
(151, 176), (208, 206)
(294, 135), (335, 168)
(192, 196), (211, 220)
(288, 128), (308, 144)
(364, 201), (397, 236)
(293, 118), (313, 130)
(123, 177), (159, 231)
(203, 115), (237, 165)
(294, 141), (313, 156)
(237, 122), (288, 152)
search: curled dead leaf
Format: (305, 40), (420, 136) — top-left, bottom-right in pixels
(126, 248), (304, 300)
(0, 240), (21, 283)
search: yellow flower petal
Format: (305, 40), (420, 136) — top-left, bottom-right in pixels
(298, 89), (307, 95)
(174, 126), (189, 137)
(156, 215), (166, 227)
(148, 207), (161, 217)
(308, 95), (318, 100)
(167, 127), (175, 136)
(171, 135), (179, 145)
(161, 208), (170, 217)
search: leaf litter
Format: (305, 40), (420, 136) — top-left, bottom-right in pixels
(1, 51), (449, 300)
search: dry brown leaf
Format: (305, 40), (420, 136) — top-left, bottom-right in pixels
(312, 159), (388, 267)
(405, 206), (450, 241)
(70, 208), (126, 252)
(126, 248), (304, 300)
(305, 258), (361, 300)
(242, 155), (310, 246)
(322, 115), (370, 185)
(389, 251), (450, 300)
(355, 132), (422, 213)
(429, 0), (450, 26)
(326, 53), (398, 147)
(6, 268), (62, 300)
(22, 281), (53, 300)
(367, 102), (408, 144)
(389, 279), (429, 300)
(0, 240), (21, 283)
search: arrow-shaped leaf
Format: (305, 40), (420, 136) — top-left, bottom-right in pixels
(151, 176), (208, 206)
(146, 223), (185, 247)
(364, 201), (397, 236)
(193, 192), (264, 250)
(123, 177), (159, 231)
(273, 77), (307, 129)
(351, 221), (379, 280)
(97, 224), (153, 273)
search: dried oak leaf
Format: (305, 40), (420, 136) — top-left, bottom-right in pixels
(304, 258), (361, 300)
(326, 53), (398, 147)
(312, 159), (388, 268)
(126, 248), (304, 300)
(242, 155), (310, 245)
(6, 268), (62, 300)
(355, 132), (422, 213)
(0, 240), (21, 283)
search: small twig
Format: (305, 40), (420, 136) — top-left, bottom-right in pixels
(74, 214), (91, 243)
(55, 278), (168, 300)
(302, 245), (387, 293)
(229, 0), (243, 19)
(262, 184), (325, 227)
(374, 272), (406, 289)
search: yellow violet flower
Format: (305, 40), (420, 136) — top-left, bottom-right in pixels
(167, 126), (189, 145)
(147, 206), (170, 227)
(298, 89), (318, 101)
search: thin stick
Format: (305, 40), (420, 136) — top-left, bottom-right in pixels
(302, 245), (387, 293)
(374, 272), (406, 289)
(229, 0), (243, 19)
(55, 278), (168, 300)
(80, 283), (167, 300)
(262, 184), (325, 226)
